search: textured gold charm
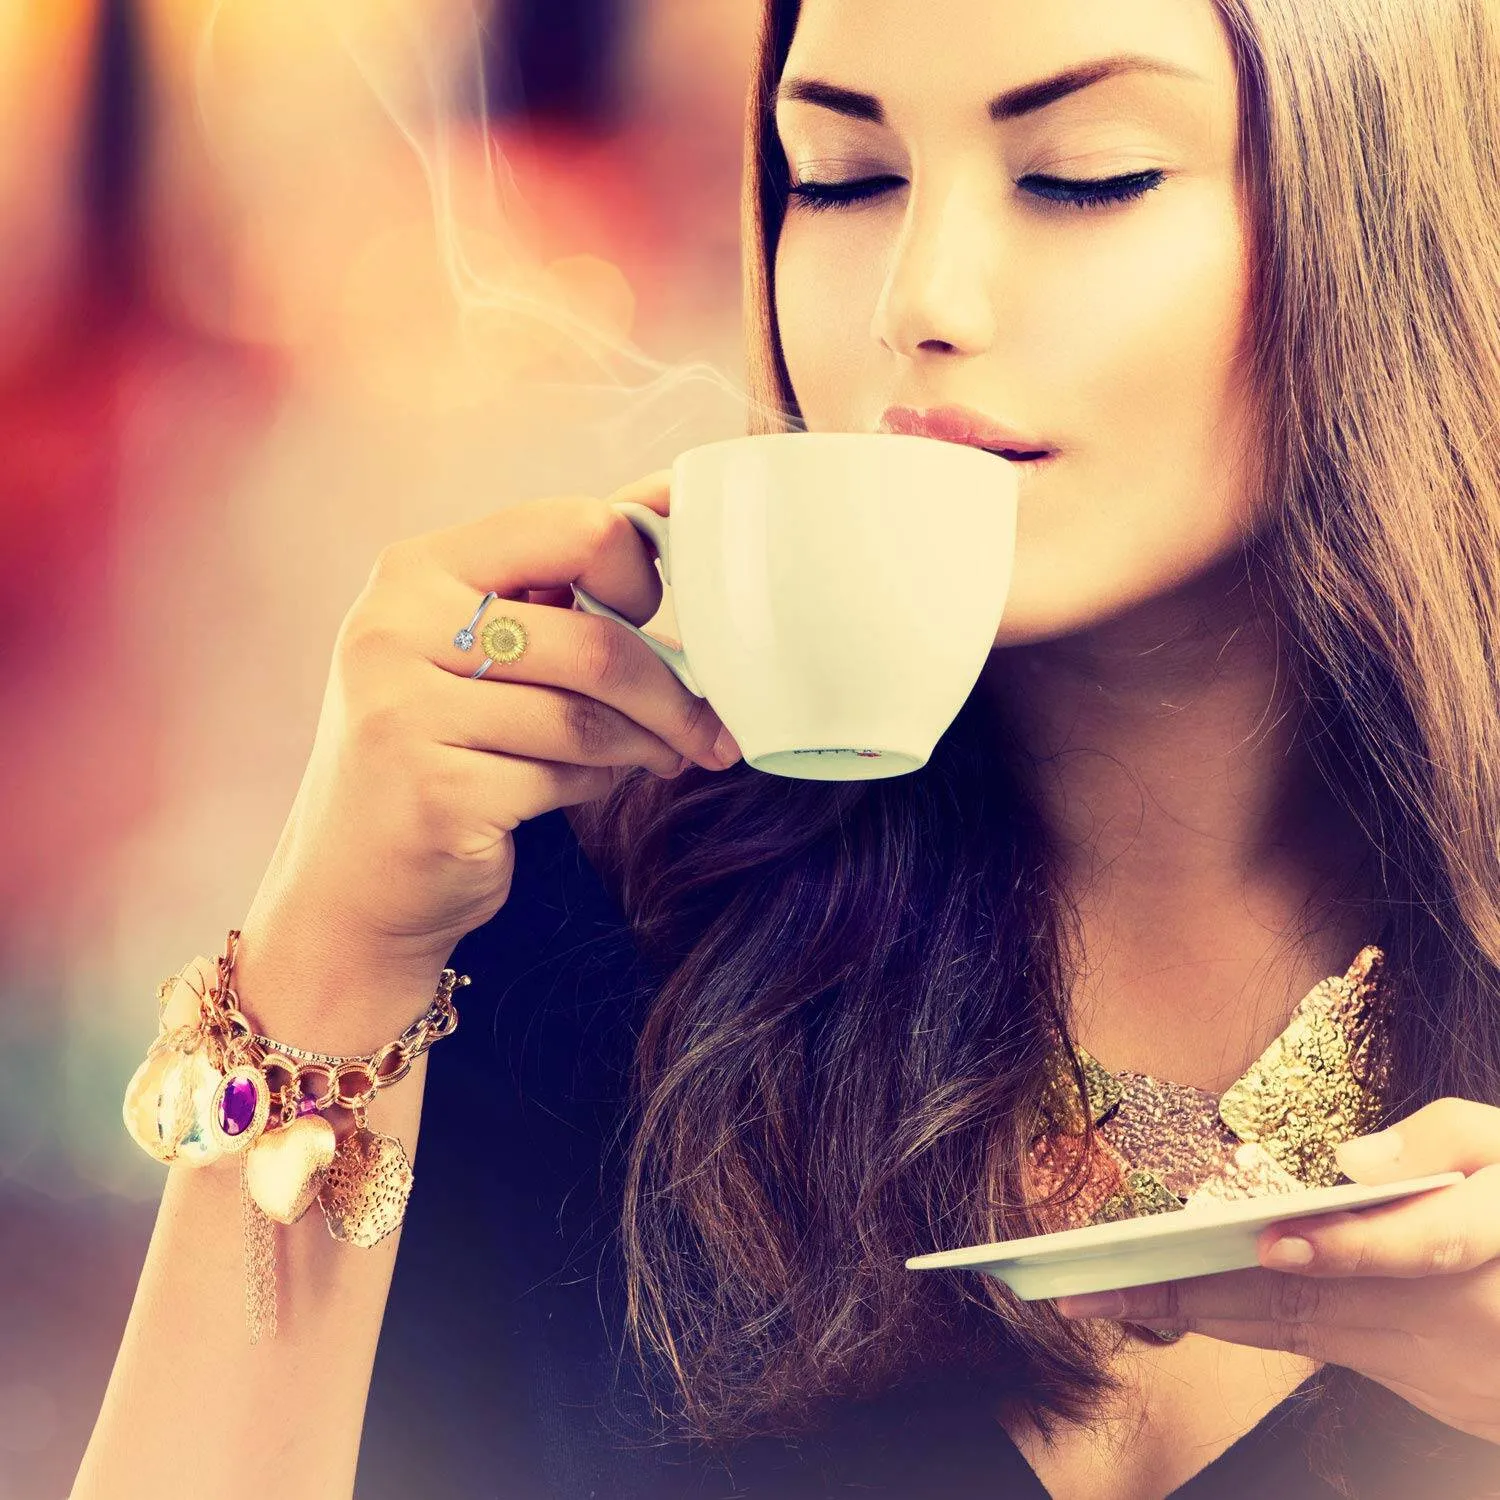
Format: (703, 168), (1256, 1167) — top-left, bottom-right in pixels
(245, 1114), (338, 1224)
(319, 1127), (414, 1248)
(1097, 1073), (1237, 1199)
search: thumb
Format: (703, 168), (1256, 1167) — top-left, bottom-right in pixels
(1333, 1126), (1407, 1181)
(1334, 1096), (1500, 1181)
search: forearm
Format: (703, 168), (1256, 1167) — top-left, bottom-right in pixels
(72, 938), (440, 1500)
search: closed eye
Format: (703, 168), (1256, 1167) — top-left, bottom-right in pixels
(784, 174), (906, 211)
(1023, 168), (1166, 208)
(785, 168), (1167, 213)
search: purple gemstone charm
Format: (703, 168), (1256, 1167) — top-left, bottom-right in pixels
(297, 1093), (321, 1118)
(219, 1076), (259, 1136)
(207, 1065), (270, 1154)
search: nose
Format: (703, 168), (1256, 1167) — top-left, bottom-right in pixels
(870, 172), (999, 360)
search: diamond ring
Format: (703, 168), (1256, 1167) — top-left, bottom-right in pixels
(453, 591), (499, 653)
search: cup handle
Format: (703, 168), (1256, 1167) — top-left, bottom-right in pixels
(570, 500), (707, 698)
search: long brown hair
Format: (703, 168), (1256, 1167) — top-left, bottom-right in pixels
(567, 0), (1500, 1488)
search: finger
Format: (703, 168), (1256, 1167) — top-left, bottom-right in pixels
(1140, 1314), (1427, 1380)
(1065, 1265), (1417, 1333)
(431, 592), (728, 771)
(1334, 1096), (1500, 1182)
(606, 467), (673, 517)
(433, 592), (562, 679)
(350, 571), (733, 774)
(408, 488), (672, 627)
(424, 738), (631, 830)
(1369, 1369), (1500, 1444)
(427, 665), (708, 781)
(1257, 1169), (1500, 1278)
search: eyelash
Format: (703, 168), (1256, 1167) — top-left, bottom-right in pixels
(785, 168), (1166, 213)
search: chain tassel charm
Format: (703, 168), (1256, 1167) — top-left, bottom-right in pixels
(240, 1152), (279, 1344)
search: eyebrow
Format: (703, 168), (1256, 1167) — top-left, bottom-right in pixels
(775, 52), (1205, 125)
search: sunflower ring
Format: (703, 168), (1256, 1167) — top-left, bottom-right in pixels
(471, 614), (529, 678)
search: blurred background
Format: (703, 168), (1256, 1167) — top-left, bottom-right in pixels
(0, 3), (757, 1493)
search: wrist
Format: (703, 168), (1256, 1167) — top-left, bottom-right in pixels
(229, 910), (459, 1060)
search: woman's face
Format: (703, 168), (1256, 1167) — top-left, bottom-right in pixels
(773, 0), (1259, 645)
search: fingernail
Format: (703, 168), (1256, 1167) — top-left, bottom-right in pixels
(713, 726), (742, 764)
(1056, 1292), (1123, 1318)
(1264, 1235), (1315, 1268)
(1335, 1128), (1402, 1171)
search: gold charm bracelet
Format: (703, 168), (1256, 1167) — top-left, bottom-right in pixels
(122, 928), (468, 1344)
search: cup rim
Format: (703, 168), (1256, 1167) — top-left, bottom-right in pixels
(675, 429), (1009, 465)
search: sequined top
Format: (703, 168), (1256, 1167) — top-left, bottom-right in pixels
(1024, 945), (1394, 1236)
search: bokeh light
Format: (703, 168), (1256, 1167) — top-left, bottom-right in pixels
(0, 4), (757, 1494)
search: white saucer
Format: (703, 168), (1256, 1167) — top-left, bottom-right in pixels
(904, 1172), (1465, 1300)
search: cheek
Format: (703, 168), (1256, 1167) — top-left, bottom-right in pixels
(774, 218), (890, 426)
(770, 192), (1260, 645)
(1050, 187), (1253, 466)
(1001, 186), (1259, 639)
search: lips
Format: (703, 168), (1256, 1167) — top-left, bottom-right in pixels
(879, 404), (1053, 462)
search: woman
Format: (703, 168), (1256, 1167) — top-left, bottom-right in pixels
(77, 0), (1500, 1496)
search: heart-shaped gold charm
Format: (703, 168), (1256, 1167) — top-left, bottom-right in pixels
(245, 1114), (338, 1225)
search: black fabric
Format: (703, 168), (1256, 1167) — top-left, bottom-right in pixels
(357, 806), (1500, 1499)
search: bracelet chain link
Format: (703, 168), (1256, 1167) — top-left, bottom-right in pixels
(162, 929), (469, 1121)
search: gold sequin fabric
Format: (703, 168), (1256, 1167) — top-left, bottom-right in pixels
(1024, 946), (1393, 1342)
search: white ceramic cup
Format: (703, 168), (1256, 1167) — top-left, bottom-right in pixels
(571, 431), (1020, 781)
